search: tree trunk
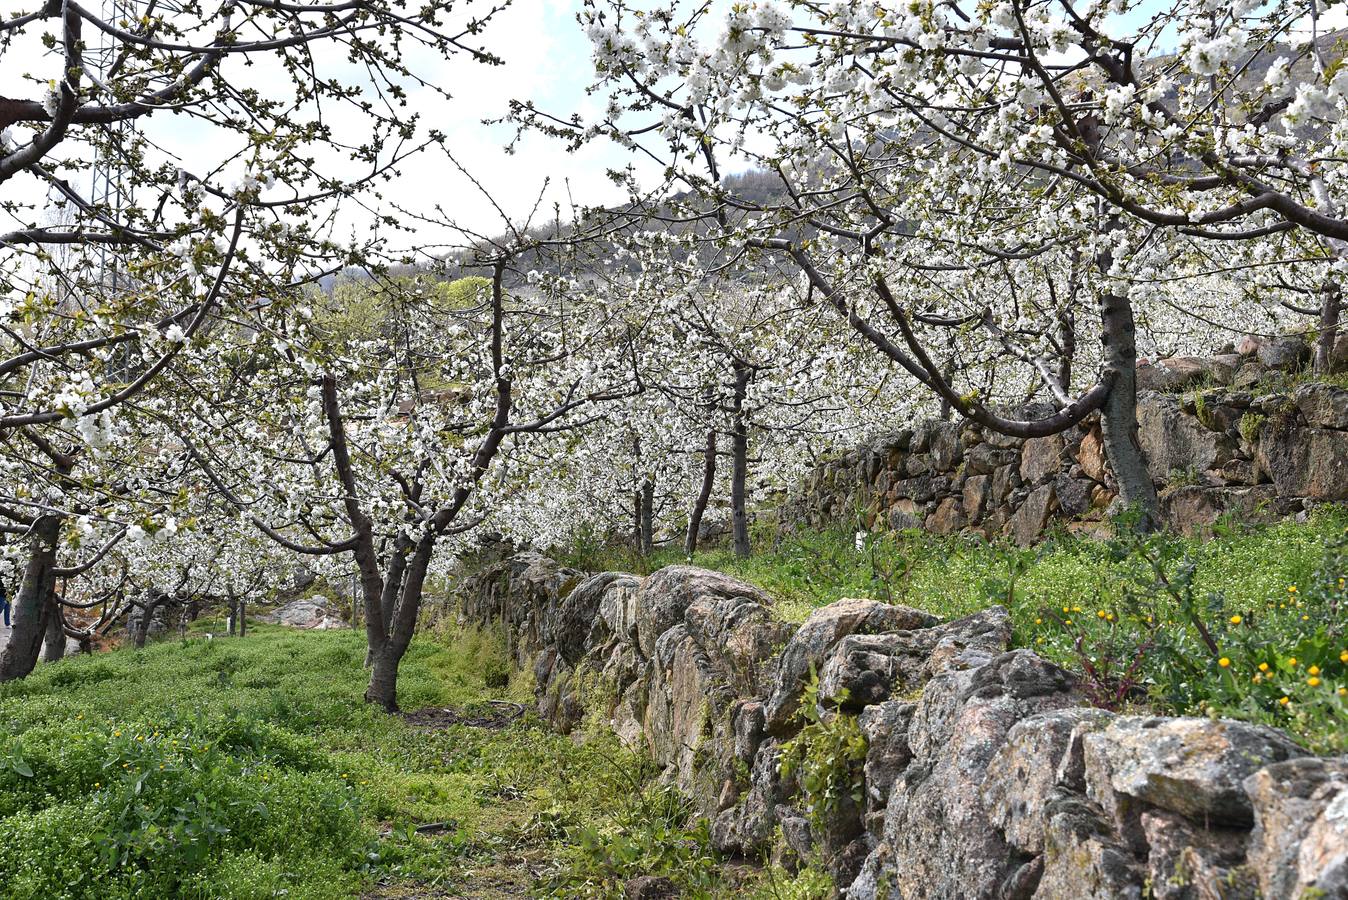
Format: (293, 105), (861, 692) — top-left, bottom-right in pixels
(363, 538), (435, 712)
(1058, 308), (1076, 393)
(238, 596), (246, 638)
(1098, 289), (1160, 530)
(365, 646), (400, 712)
(731, 364), (752, 558)
(632, 485), (643, 551)
(686, 428), (717, 556)
(0, 514), (61, 681)
(639, 478), (654, 555)
(133, 594), (161, 649)
(42, 593), (65, 662)
(1316, 281), (1341, 376)
(938, 353), (956, 421)
(227, 586), (237, 636)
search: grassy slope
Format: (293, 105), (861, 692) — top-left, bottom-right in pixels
(558, 511), (1348, 752)
(0, 623), (826, 899)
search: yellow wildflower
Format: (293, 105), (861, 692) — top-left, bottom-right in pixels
(1219, 657), (1231, 668)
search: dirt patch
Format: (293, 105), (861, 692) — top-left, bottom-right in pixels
(361, 854), (546, 899)
(401, 701), (525, 730)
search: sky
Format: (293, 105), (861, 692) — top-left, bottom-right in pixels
(383, 0), (643, 246)
(4, 0), (1346, 256)
(0, 0), (650, 255)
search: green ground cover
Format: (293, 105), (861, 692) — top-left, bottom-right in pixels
(0, 624), (823, 899)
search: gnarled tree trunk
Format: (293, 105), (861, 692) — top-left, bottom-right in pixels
(1098, 289), (1159, 529)
(639, 478), (654, 555)
(0, 514), (61, 681)
(42, 593), (66, 662)
(363, 537), (435, 712)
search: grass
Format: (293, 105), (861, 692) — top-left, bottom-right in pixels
(557, 513), (1346, 625)
(557, 510), (1348, 752)
(0, 620), (831, 899)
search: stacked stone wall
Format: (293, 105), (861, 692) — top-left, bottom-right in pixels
(780, 339), (1348, 542)
(458, 551), (1347, 899)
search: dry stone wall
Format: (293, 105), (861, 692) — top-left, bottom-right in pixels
(779, 338), (1348, 542)
(458, 551), (1348, 899)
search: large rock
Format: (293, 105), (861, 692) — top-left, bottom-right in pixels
(1295, 382), (1348, 430)
(1140, 810), (1254, 900)
(981, 707), (1115, 854)
(1257, 336), (1310, 371)
(1083, 717), (1306, 829)
(1053, 473), (1093, 518)
(1020, 434), (1065, 485)
(555, 572), (640, 664)
(859, 701), (916, 825)
(683, 590), (794, 697)
(1077, 424), (1109, 483)
(963, 474), (992, 522)
(965, 442), (1011, 476)
(643, 624), (719, 799)
(712, 738), (788, 855)
(763, 598), (939, 732)
(1137, 356), (1233, 393)
(1162, 485), (1299, 536)
(862, 651), (1082, 899)
(1008, 483), (1056, 546)
(257, 596), (348, 629)
(1138, 393), (1236, 482)
(928, 421), (963, 470)
(1243, 756), (1348, 900)
(1257, 421), (1348, 501)
(634, 566), (770, 658)
(1035, 789), (1145, 900)
(924, 496), (966, 535)
(816, 607), (1015, 711)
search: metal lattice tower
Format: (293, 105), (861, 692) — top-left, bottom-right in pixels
(87, 0), (141, 292)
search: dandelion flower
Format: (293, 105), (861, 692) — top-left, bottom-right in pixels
(1219, 657), (1231, 668)
(1308, 677), (1322, 687)
(1309, 666), (1321, 676)
(1229, 615), (1242, 625)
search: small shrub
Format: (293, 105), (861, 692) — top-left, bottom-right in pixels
(779, 672), (867, 830)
